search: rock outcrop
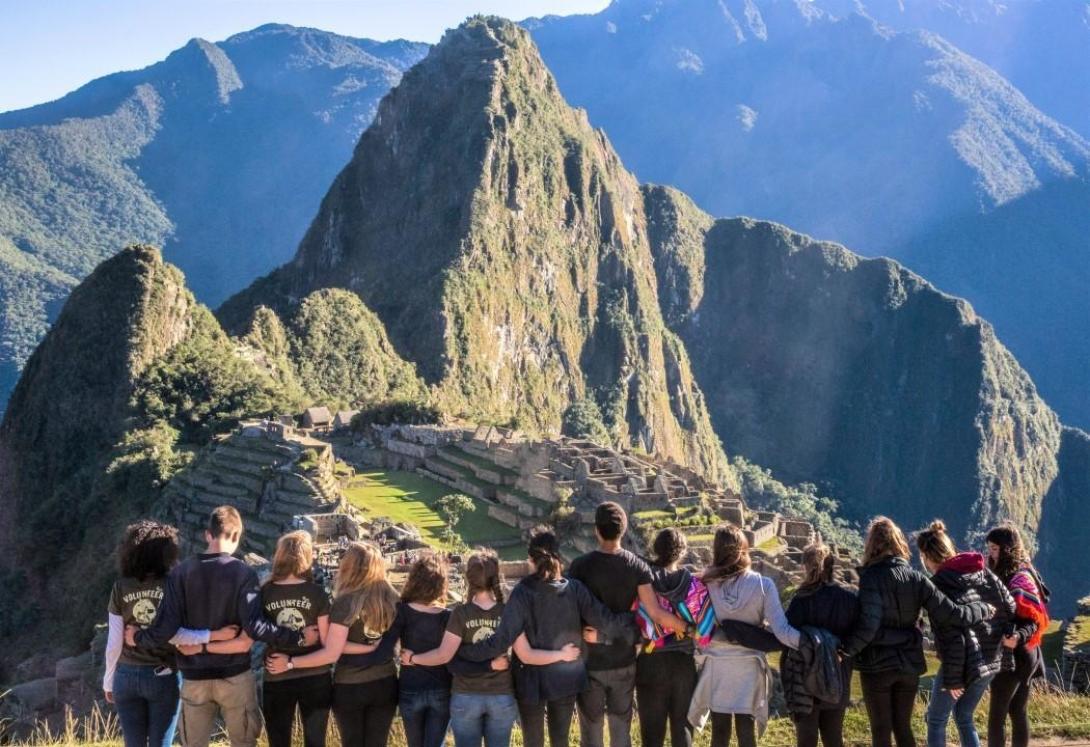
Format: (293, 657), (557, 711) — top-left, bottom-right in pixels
(221, 17), (734, 488)
(644, 187), (1064, 548)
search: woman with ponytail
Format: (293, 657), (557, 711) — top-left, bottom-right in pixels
(985, 524), (1050, 747)
(915, 520), (1015, 747)
(841, 517), (995, 747)
(401, 548), (579, 747)
(456, 530), (640, 747)
(782, 542), (860, 747)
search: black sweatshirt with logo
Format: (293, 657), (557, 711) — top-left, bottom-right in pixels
(135, 552), (304, 680)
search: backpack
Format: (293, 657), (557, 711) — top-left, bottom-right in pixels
(634, 575), (716, 652)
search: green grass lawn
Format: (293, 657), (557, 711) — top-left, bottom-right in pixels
(343, 470), (523, 558)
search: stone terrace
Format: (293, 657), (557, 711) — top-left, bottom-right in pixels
(356, 424), (831, 589)
(161, 419), (343, 552)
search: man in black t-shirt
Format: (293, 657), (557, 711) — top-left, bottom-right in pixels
(567, 502), (688, 747)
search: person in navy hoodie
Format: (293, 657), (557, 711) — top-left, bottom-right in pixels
(915, 520), (1016, 747)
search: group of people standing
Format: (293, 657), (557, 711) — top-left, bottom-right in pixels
(104, 501), (1051, 747)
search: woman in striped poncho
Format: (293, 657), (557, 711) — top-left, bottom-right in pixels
(985, 525), (1051, 747)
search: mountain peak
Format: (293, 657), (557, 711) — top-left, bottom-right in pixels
(221, 15), (735, 486)
(159, 37), (242, 104)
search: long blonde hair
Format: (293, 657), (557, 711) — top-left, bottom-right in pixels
(334, 542), (398, 634)
(269, 530), (314, 583)
(862, 516), (911, 567)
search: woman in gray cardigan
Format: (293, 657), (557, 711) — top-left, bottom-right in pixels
(689, 525), (800, 747)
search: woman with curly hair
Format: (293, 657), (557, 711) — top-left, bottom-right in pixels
(103, 520), (233, 747)
(985, 524), (1051, 747)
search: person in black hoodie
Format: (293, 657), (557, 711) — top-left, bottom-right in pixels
(635, 528), (698, 747)
(841, 517), (995, 747)
(782, 542), (860, 747)
(457, 530), (639, 747)
(133, 506), (319, 747)
(915, 520), (1016, 747)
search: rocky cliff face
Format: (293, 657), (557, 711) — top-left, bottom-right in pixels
(643, 187), (1064, 546)
(222, 17), (734, 487)
(1037, 427), (1090, 617)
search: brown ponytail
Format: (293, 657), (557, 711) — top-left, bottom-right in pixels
(465, 548), (505, 604)
(915, 519), (957, 566)
(528, 530), (563, 581)
(799, 542), (836, 591)
(702, 525), (751, 583)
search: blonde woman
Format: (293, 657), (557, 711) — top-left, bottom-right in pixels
(267, 542), (399, 747)
(841, 517), (994, 747)
(689, 525), (800, 747)
(258, 531), (332, 747)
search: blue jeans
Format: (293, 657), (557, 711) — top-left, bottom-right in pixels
(113, 664), (181, 747)
(449, 692), (518, 747)
(926, 670), (994, 747)
(399, 689), (450, 747)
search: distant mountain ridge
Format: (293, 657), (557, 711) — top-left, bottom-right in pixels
(0, 24), (427, 414)
(523, 0), (1090, 430)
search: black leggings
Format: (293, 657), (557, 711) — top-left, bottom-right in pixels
(263, 673), (332, 747)
(988, 646), (1038, 747)
(636, 651), (697, 747)
(331, 676), (399, 747)
(710, 712), (756, 747)
(859, 670), (919, 747)
(518, 696), (577, 747)
(793, 707), (846, 747)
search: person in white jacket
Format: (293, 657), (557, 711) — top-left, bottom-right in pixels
(689, 525), (800, 747)
(103, 521), (239, 747)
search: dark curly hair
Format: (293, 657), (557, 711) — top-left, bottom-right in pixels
(118, 520), (180, 581)
(651, 527), (687, 569)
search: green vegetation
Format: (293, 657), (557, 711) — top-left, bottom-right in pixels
(344, 471), (521, 557)
(561, 397), (611, 443)
(732, 457), (863, 554)
(435, 493), (476, 545)
(351, 400), (443, 430)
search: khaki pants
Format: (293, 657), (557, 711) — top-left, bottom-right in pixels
(178, 670), (263, 747)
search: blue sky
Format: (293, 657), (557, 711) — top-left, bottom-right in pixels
(0, 0), (610, 112)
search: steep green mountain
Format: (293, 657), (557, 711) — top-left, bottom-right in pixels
(525, 0), (1090, 432)
(0, 246), (300, 659)
(221, 17), (734, 488)
(644, 185), (1066, 549)
(0, 25), (427, 415)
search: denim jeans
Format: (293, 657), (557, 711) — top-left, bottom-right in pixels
(399, 688), (451, 747)
(926, 670), (994, 747)
(448, 692), (517, 747)
(113, 664), (181, 747)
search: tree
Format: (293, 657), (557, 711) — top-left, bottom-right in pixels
(561, 397), (611, 443)
(436, 493), (475, 544)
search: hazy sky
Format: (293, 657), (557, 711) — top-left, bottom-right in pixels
(0, 0), (610, 112)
